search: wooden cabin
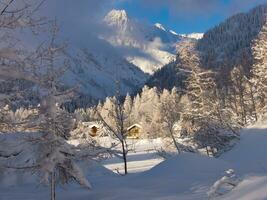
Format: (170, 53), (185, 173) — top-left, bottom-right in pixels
(127, 124), (142, 139)
(78, 122), (101, 138)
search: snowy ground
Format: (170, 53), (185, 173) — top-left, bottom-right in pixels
(101, 138), (164, 173)
(0, 121), (267, 200)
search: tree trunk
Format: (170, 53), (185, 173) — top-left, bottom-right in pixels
(170, 129), (181, 154)
(206, 146), (210, 157)
(249, 83), (258, 121)
(232, 88), (239, 118)
(239, 88), (247, 125)
(121, 140), (128, 175)
(50, 170), (56, 200)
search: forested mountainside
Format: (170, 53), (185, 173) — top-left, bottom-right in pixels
(197, 4), (267, 82)
(147, 4), (267, 90)
(146, 61), (186, 91)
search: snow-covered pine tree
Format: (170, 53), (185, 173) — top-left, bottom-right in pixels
(159, 87), (183, 153)
(123, 93), (133, 128)
(182, 56), (217, 129)
(31, 24), (95, 195)
(138, 86), (161, 138)
(182, 62), (239, 156)
(229, 65), (254, 125)
(251, 19), (267, 116)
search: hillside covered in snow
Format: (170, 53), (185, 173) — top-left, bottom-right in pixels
(61, 38), (148, 99)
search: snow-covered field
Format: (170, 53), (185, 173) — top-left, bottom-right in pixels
(0, 121), (267, 200)
(101, 138), (164, 173)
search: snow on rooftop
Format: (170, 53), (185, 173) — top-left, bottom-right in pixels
(127, 123), (142, 130)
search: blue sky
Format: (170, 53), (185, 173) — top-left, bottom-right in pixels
(115, 0), (267, 34)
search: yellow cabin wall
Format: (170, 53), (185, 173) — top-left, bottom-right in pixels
(127, 127), (141, 139)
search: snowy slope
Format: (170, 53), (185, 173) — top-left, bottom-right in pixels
(217, 121), (267, 200)
(1, 120), (267, 200)
(61, 37), (148, 99)
(102, 9), (183, 74)
(218, 175), (267, 200)
(101, 138), (164, 173)
(221, 121), (267, 175)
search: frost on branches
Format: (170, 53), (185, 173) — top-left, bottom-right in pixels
(251, 20), (267, 117)
(177, 45), (240, 156)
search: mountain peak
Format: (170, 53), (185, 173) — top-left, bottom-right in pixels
(104, 9), (129, 24)
(154, 23), (166, 31)
(103, 9), (131, 32)
(102, 11), (182, 74)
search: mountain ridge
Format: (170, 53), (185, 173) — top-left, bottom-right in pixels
(101, 9), (184, 74)
(147, 4), (267, 90)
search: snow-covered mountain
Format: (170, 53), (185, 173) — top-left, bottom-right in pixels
(147, 4), (267, 90)
(180, 33), (204, 40)
(101, 9), (183, 74)
(61, 36), (148, 100)
(63, 10), (203, 100)
(57, 10), (205, 100)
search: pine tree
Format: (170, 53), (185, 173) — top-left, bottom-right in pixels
(251, 21), (267, 116)
(182, 65), (239, 156)
(123, 93), (133, 128)
(230, 65), (252, 125)
(159, 87), (183, 153)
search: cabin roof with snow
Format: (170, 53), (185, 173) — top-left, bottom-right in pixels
(127, 124), (142, 131)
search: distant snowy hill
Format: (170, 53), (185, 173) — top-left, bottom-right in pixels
(101, 9), (184, 74)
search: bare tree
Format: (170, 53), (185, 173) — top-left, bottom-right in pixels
(97, 94), (130, 175)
